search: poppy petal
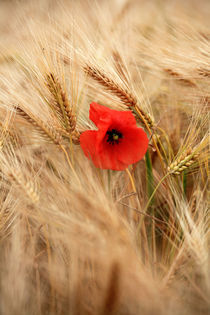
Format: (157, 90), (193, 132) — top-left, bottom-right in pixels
(108, 109), (137, 129)
(116, 127), (149, 164)
(80, 130), (97, 160)
(80, 129), (129, 170)
(81, 103), (149, 170)
(79, 130), (108, 168)
(89, 102), (112, 127)
(98, 143), (129, 170)
(89, 102), (136, 128)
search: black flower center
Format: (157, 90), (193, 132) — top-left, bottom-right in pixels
(106, 129), (123, 145)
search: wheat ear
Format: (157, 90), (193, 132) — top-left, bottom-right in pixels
(197, 68), (210, 78)
(16, 106), (62, 145)
(167, 149), (199, 175)
(84, 65), (154, 129)
(164, 68), (196, 87)
(7, 168), (39, 203)
(0, 120), (20, 150)
(46, 73), (76, 133)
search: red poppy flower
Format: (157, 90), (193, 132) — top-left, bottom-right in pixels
(80, 102), (149, 170)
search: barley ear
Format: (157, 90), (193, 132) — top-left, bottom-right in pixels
(167, 149), (199, 175)
(7, 168), (39, 204)
(45, 73), (77, 133)
(16, 106), (62, 145)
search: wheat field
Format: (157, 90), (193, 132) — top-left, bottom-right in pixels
(0, 0), (209, 314)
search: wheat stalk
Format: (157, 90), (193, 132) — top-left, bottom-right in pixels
(16, 106), (62, 145)
(46, 73), (76, 133)
(167, 149), (199, 175)
(84, 65), (154, 129)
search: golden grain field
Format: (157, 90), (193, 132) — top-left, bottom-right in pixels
(0, 0), (209, 314)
